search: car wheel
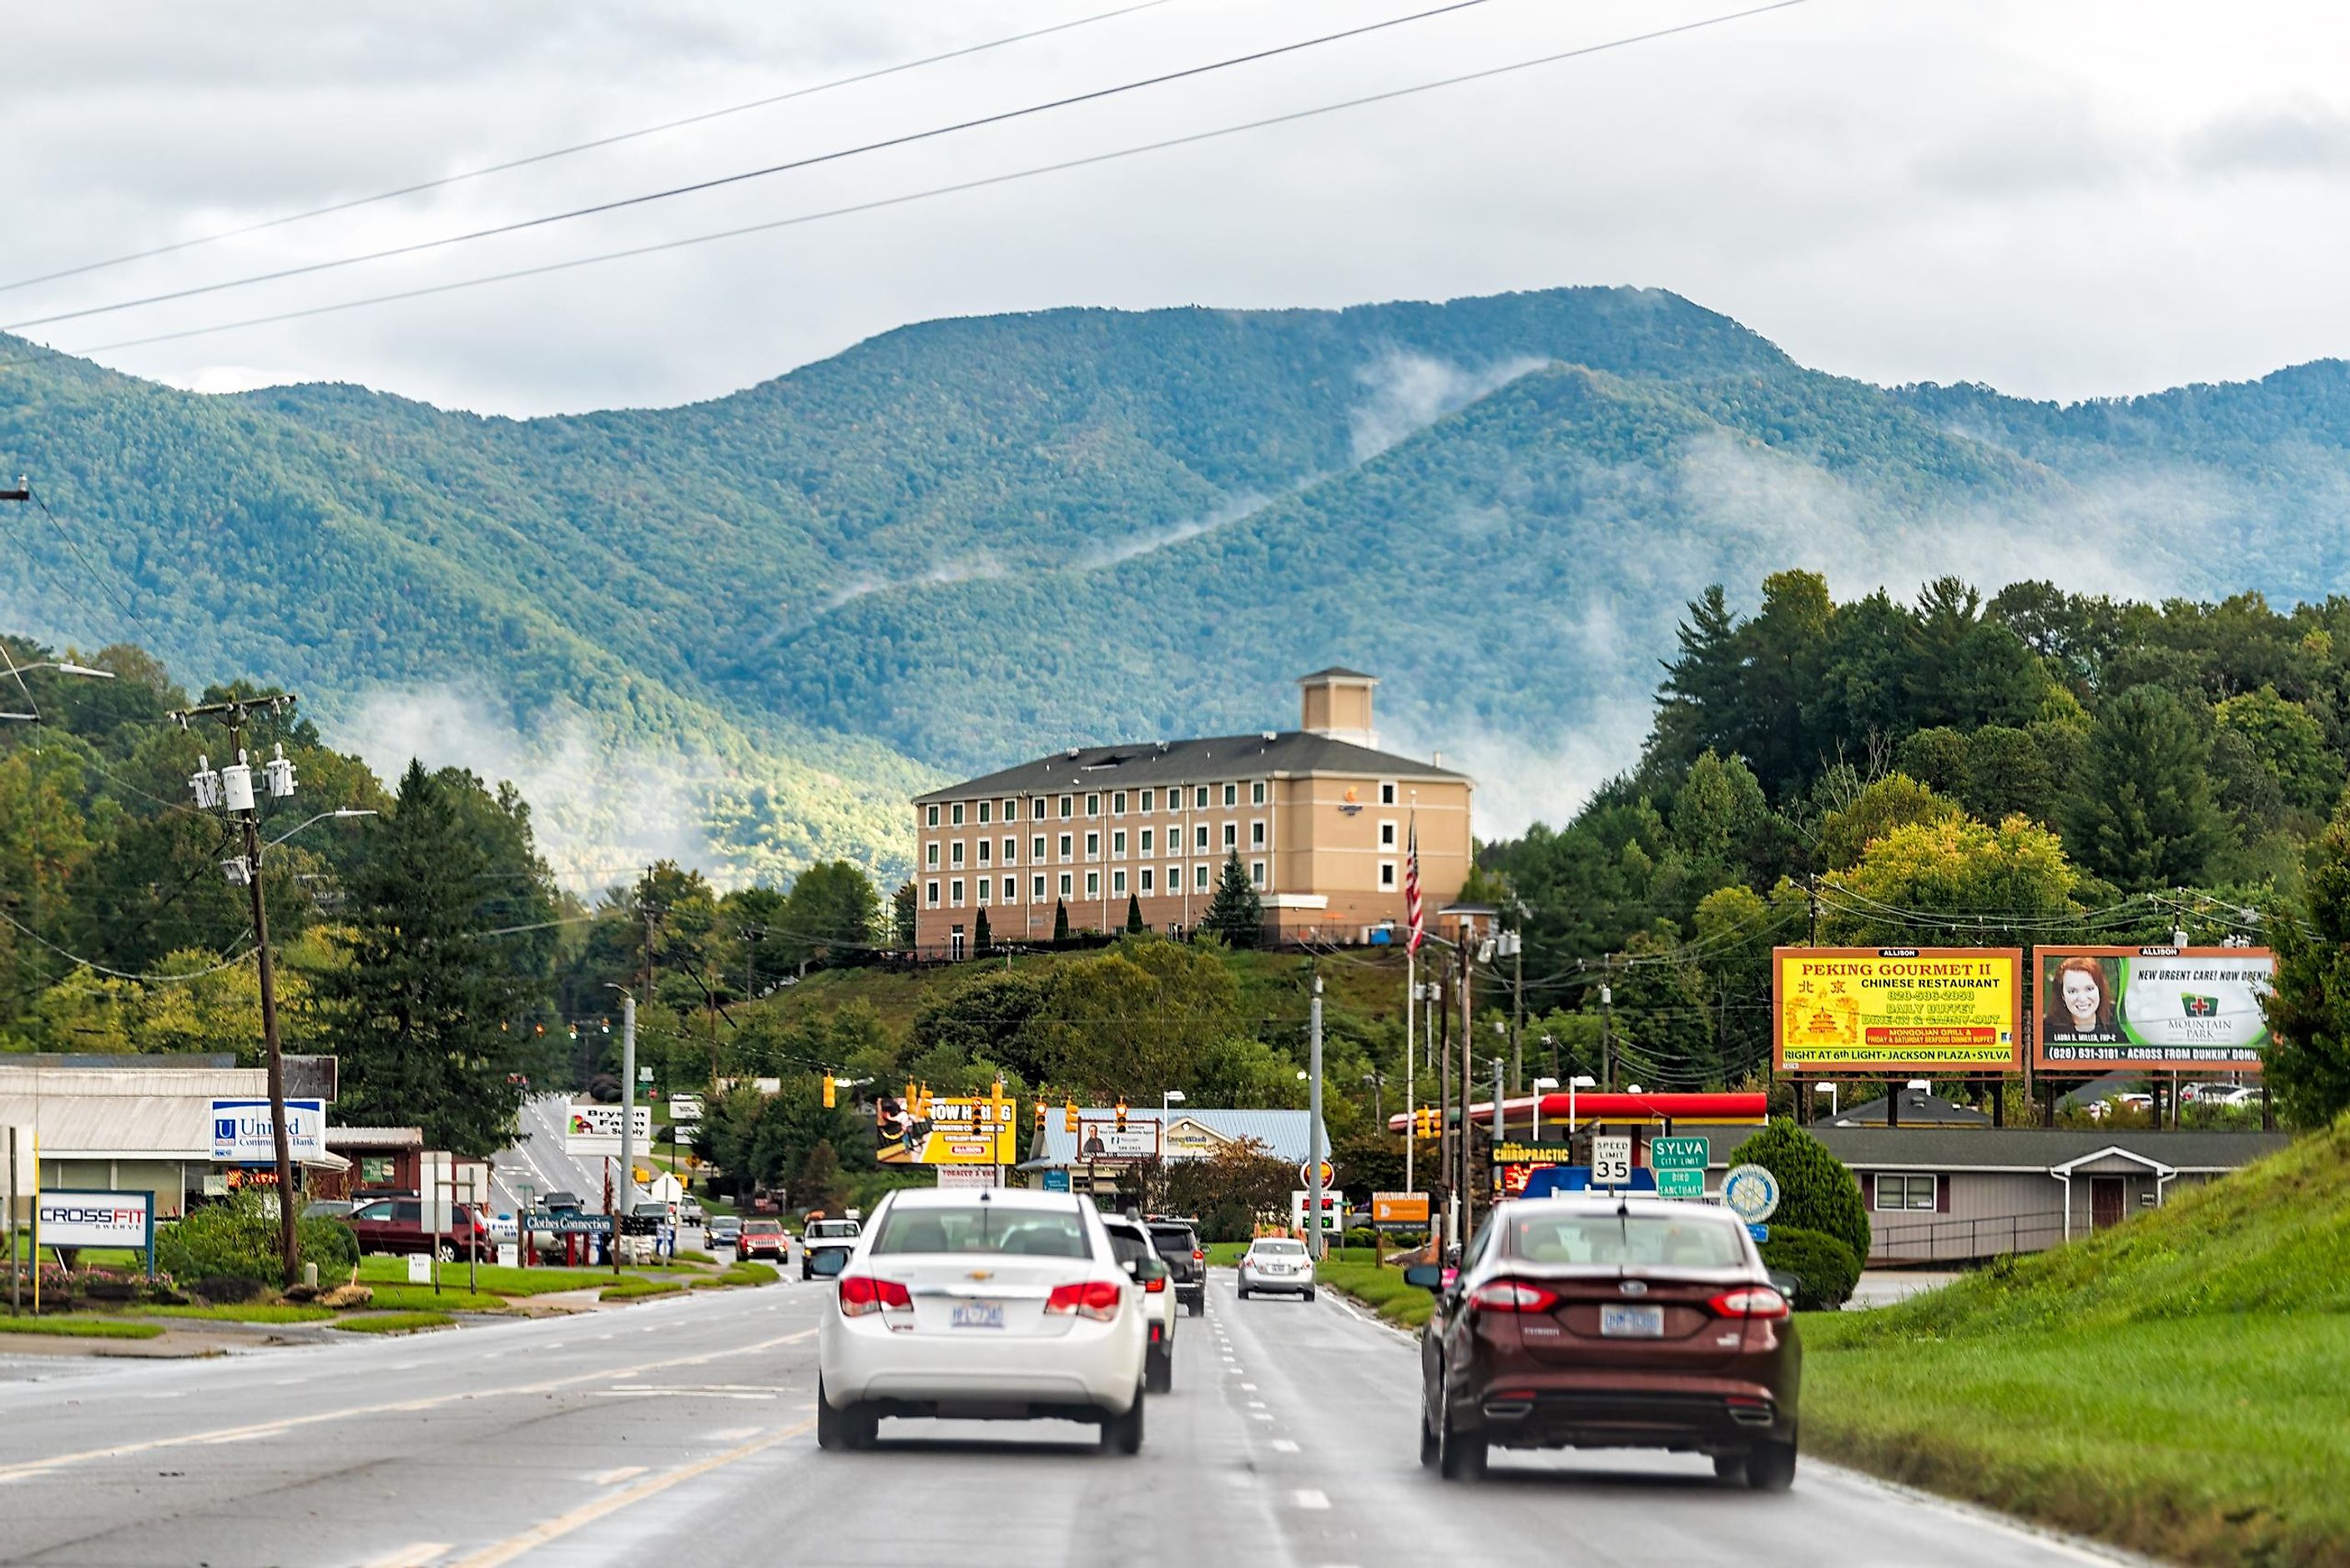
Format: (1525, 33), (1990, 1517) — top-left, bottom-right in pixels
(1236, 1285), (1250, 1300)
(1187, 1296), (1203, 1318)
(1147, 1344), (1173, 1394)
(1102, 1385), (1146, 1455)
(437, 1241), (459, 1263)
(1712, 1451), (1749, 1485)
(1437, 1378), (1486, 1482)
(1419, 1406), (1440, 1469)
(1304, 1288), (1318, 1303)
(815, 1380), (855, 1451)
(1747, 1439), (1798, 1493)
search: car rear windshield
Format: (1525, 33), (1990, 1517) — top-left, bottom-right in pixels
(807, 1221), (860, 1238)
(1252, 1239), (1305, 1255)
(1148, 1227), (1197, 1255)
(743, 1220), (784, 1234)
(870, 1204), (1092, 1258)
(1509, 1213), (1747, 1268)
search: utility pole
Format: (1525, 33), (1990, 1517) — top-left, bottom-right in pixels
(1458, 930), (1475, 1241)
(174, 693), (303, 1287)
(1436, 966), (1452, 1245)
(1307, 972), (1325, 1262)
(619, 992), (638, 1218)
(1600, 956), (1616, 1093)
(1508, 927), (1525, 1094)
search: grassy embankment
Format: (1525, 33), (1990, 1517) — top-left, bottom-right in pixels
(0, 1315), (164, 1339)
(1806, 1117), (2350, 1566)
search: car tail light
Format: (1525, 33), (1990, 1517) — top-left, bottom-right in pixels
(1465, 1279), (1560, 1313)
(1192, 1249), (1204, 1263)
(838, 1275), (912, 1318)
(1707, 1286), (1790, 1319)
(1144, 1275), (1166, 1293)
(1044, 1280), (1122, 1322)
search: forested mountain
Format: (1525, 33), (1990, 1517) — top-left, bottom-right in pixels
(7, 285), (2350, 882)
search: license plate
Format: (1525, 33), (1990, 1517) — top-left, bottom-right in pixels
(1600, 1303), (1665, 1338)
(949, 1302), (1004, 1330)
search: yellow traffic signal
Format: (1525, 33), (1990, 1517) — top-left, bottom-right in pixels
(821, 1074), (836, 1109)
(1063, 1099), (1079, 1133)
(1033, 1100), (1046, 1131)
(1114, 1099), (1129, 1132)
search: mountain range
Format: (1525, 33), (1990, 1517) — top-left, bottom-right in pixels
(6, 285), (2350, 885)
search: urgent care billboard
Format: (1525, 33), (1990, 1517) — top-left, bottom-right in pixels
(1775, 947), (2023, 1072)
(2035, 946), (2272, 1071)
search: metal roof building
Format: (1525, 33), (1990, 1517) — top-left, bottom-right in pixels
(1020, 1108), (1329, 1172)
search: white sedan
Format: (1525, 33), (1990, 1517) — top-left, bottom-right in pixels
(814, 1187), (1148, 1453)
(1236, 1237), (1316, 1301)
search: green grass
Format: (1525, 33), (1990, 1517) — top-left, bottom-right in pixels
(689, 1263), (780, 1290)
(1204, 1242), (1248, 1267)
(599, 1278), (685, 1302)
(1803, 1117), (2350, 1565)
(361, 1285), (516, 1313)
(673, 1249), (717, 1265)
(332, 1311), (456, 1334)
(129, 1303), (335, 1323)
(355, 1258), (613, 1297)
(0, 1314), (164, 1339)
(1314, 1259), (1434, 1329)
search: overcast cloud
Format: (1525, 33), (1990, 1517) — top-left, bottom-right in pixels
(4, 0), (2349, 416)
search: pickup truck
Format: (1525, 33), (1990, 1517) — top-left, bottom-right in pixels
(797, 1216), (861, 1279)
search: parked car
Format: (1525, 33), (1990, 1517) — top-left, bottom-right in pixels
(1147, 1218), (1206, 1318)
(679, 1198), (706, 1226)
(813, 1188), (1147, 1453)
(738, 1218), (789, 1263)
(707, 1215), (742, 1252)
(300, 1199), (356, 1223)
(347, 1196), (497, 1261)
(1102, 1213), (1178, 1392)
(1237, 1237), (1314, 1301)
(799, 1217), (861, 1280)
(1407, 1194), (1800, 1488)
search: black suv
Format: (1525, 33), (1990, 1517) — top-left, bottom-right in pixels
(1148, 1218), (1206, 1318)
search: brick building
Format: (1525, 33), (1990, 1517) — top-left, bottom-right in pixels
(910, 669), (1472, 956)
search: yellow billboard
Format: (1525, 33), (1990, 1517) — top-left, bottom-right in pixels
(1774, 947), (2022, 1072)
(876, 1086), (1019, 1166)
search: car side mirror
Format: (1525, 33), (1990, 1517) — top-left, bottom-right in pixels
(1402, 1263), (1444, 1291)
(808, 1248), (850, 1278)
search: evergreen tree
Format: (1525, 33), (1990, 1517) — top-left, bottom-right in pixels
(1126, 892), (1145, 933)
(972, 906), (992, 955)
(794, 1137), (847, 1214)
(1052, 898), (1071, 944)
(2265, 790), (2350, 1126)
(891, 881), (917, 948)
(321, 760), (558, 1156)
(2062, 684), (2226, 890)
(1202, 851), (1264, 946)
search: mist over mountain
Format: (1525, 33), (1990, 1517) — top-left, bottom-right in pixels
(4, 285), (2346, 882)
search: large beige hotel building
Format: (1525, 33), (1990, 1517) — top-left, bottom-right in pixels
(910, 669), (1473, 957)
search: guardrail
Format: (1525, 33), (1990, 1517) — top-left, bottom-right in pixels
(1868, 1209), (2068, 1264)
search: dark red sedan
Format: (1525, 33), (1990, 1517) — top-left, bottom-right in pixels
(1407, 1195), (1801, 1488)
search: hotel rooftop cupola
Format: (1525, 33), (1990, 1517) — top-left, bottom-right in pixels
(1297, 667), (1377, 749)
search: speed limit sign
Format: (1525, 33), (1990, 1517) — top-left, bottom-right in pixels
(1591, 1135), (1633, 1187)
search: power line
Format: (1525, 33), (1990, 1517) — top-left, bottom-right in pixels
(18, 0), (1809, 361)
(5, 0), (1501, 335)
(0, 904), (257, 984)
(0, 0), (1178, 300)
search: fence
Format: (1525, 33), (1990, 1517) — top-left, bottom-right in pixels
(1868, 1209), (2069, 1265)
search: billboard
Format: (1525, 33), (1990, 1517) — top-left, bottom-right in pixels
(209, 1098), (326, 1162)
(1775, 948), (2023, 1072)
(876, 1088), (1018, 1166)
(564, 1103), (652, 1157)
(1074, 1119), (1159, 1161)
(2035, 946), (2273, 1071)
(38, 1189), (154, 1251)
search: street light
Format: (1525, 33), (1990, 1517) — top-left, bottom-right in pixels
(1531, 1076), (1559, 1140)
(1814, 1081), (1838, 1119)
(1564, 1074), (1597, 1139)
(1162, 1089), (1185, 1112)
(0, 660), (115, 720)
(265, 807), (378, 847)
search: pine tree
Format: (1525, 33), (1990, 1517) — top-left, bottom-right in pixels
(2266, 789), (2350, 1126)
(2062, 683), (2225, 890)
(1052, 898), (1070, 944)
(972, 906), (992, 955)
(1202, 851), (1264, 947)
(794, 1137), (846, 1214)
(1125, 891), (1145, 934)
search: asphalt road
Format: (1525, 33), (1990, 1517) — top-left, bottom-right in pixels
(0, 1271), (2126, 1568)
(493, 1094), (606, 1218)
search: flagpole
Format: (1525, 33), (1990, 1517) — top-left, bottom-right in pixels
(1404, 950), (1415, 1192)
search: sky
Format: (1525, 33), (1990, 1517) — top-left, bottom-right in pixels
(6, 0), (2350, 418)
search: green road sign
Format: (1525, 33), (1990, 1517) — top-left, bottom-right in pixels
(1651, 1137), (1708, 1172)
(1655, 1169), (1705, 1199)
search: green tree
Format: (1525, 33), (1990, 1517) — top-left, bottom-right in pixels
(1895, 727), (1969, 796)
(1052, 898), (1070, 944)
(1202, 851), (1264, 946)
(1815, 773), (1958, 871)
(2063, 683), (2226, 890)
(891, 881), (917, 947)
(1828, 813), (2079, 952)
(1959, 724), (2055, 824)
(794, 1137), (848, 1214)
(1030, 938), (1242, 1099)
(2264, 790), (2350, 1126)
(2216, 685), (2338, 814)
(1126, 891), (1145, 934)
(1725, 1117), (1871, 1268)
(779, 860), (882, 966)
(320, 761), (558, 1156)
(972, 906), (992, 955)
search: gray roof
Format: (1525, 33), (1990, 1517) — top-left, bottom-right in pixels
(1822, 1089), (1992, 1128)
(1298, 667), (1374, 682)
(1021, 1108), (1328, 1170)
(915, 730), (1469, 804)
(1811, 1127), (2291, 1173)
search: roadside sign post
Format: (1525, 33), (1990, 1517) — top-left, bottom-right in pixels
(1591, 1135), (1632, 1190)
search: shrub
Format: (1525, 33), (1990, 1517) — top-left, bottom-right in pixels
(155, 1194), (360, 1284)
(1758, 1225), (1862, 1309)
(1727, 1117), (1873, 1268)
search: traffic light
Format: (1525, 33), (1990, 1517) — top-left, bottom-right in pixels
(1063, 1099), (1080, 1133)
(1114, 1099), (1128, 1132)
(821, 1074), (836, 1109)
(1033, 1100), (1046, 1132)
(1411, 1107), (1439, 1138)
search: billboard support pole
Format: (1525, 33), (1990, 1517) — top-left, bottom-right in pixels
(619, 993), (638, 1218)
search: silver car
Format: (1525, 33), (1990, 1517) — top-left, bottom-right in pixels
(1236, 1237), (1315, 1301)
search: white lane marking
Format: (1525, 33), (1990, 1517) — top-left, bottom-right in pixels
(1241, 1382), (1258, 1390)
(360, 1544), (451, 1568)
(1248, 1401), (1268, 1409)
(1294, 1490), (1330, 1510)
(196, 1427), (290, 1445)
(589, 1466), (648, 1485)
(593, 1391), (776, 1400)
(1324, 1295), (1368, 1324)
(1271, 1439), (1299, 1453)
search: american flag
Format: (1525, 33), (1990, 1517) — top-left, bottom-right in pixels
(1404, 816), (1424, 953)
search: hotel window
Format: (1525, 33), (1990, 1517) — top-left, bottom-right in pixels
(1002, 876), (1016, 902)
(1167, 863), (1182, 890)
(951, 801), (964, 826)
(1112, 870), (1127, 895)
(1379, 861), (1397, 888)
(1002, 798), (1016, 820)
(1250, 860), (1265, 888)
(977, 799), (991, 824)
(1875, 1174), (1939, 1212)
(1058, 872), (1073, 897)
(1222, 822), (1237, 850)
(1032, 875), (1047, 900)
(1003, 837), (1016, 865)
(1086, 831), (1101, 860)
(1141, 868), (1155, 894)
(1112, 829), (1127, 857)
(1140, 789), (1155, 812)
(1222, 783), (1237, 808)
(1194, 863), (1210, 890)
(925, 880), (941, 907)
(925, 804), (940, 828)
(1194, 786), (1209, 809)
(1379, 819), (1397, 848)
(951, 878), (965, 905)
(977, 878), (991, 904)
(1031, 797), (1046, 820)
(925, 842), (939, 870)
(1194, 824), (1209, 851)
(1140, 827), (1154, 855)
(951, 841), (965, 867)
(1086, 793), (1101, 817)
(1058, 833), (1073, 860)
(1059, 794), (1073, 819)
(1250, 819), (1265, 848)
(1380, 781), (1397, 805)
(1112, 790), (1127, 815)
(1251, 780), (1265, 806)
(1032, 835), (1046, 861)
(977, 839), (991, 865)
(1086, 871), (1101, 898)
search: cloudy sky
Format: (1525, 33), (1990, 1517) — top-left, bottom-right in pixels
(5, 0), (2347, 417)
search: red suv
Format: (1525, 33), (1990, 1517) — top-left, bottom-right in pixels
(1409, 1195), (1801, 1487)
(347, 1196), (498, 1261)
(737, 1218), (788, 1263)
